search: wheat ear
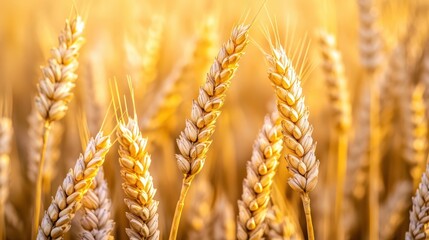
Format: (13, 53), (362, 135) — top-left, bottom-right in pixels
(32, 15), (85, 236)
(403, 84), (428, 188)
(266, 45), (319, 240)
(38, 132), (111, 240)
(357, 0), (382, 72)
(169, 24), (249, 240)
(0, 118), (12, 237)
(319, 30), (351, 240)
(117, 116), (159, 240)
(236, 111), (283, 239)
(80, 168), (115, 240)
(406, 162), (429, 239)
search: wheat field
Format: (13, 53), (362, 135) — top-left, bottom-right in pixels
(0, 0), (428, 239)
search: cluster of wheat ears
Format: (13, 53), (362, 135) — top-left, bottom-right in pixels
(1, 0), (429, 239)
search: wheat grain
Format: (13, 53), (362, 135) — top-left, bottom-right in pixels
(236, 111), (283, 240)
(117, 116), (159, 240)
(37, 132), (111, 240)
(169, 24), (250, 240)
(80, 168), (115, 240)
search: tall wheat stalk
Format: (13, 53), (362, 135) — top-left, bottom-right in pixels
(319, 30), (351, 240)
(266, 44), (319, 240)
(358, 0), (383, 238)
(32, 15), (85, 237)
(169, 24), (250, 240)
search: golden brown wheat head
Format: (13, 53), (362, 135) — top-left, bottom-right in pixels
(176, 24), (250, 181)
(237, 111), (283, 239)
(266, 46), (319, 194)
(38, 132), (111, 240)
(35, 15), (85, 122)
(117, 117), (159, 240)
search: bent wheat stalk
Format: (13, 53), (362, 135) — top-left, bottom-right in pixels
(32, 15), (85, 237)
(37, 132), (111, 240)
(266, 45), (319, 240)
(117, 116), (159, 239)
(169, 24), (250, 240)
(236, 111), (283, 239)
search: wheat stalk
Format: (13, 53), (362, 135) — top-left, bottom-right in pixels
(27, 108), (63, 193)
(236, 111), (283, 239)
(0, 117), (12, 238)
(117, 116), (159, 240)
(266, 44), (319, 240)
(169, 24), (249, 240)
(318, 30), (351, 240)
(406, 162), (429, 240)
(32, 15), (85, 236)
(357, 1), (384, 237)
(37, 132), (111, 240)
(80, 168), (115, 240)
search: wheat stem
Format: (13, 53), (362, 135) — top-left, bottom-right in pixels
(169, 177), (193, 240)
(369, 75), (380, 240)
(301, 193), (314, 240)
(335, 131), (348, 240)
(32, 122), (51, 239)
